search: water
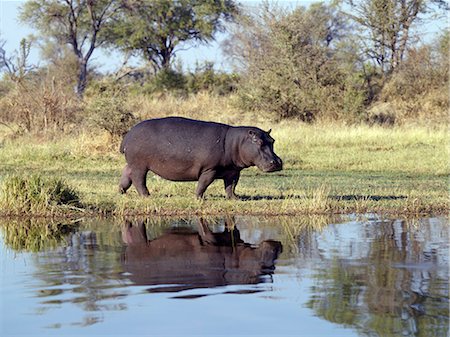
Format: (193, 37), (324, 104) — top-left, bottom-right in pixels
(0, 216), (448, 337)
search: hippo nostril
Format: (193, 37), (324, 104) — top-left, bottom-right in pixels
(270, 160), (275, 164)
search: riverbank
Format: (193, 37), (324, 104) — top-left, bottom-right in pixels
(0, 122), (448, 217)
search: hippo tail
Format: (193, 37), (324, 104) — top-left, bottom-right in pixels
(119, 136), (127, 154)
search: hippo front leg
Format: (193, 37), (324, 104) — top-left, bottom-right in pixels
(224, 171), (240, 199)
(196, 170), (217, 199)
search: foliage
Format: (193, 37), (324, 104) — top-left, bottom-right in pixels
(85, 82), (137, 139)
(186, 61), (238, 95)
(135, 62), (238, 96)
(0, 70), (81, 135)
(369, 32), (449, 124)
(141, 67), (188, 95)
(106, 0), (238, 71)
(343, 0), (449, 76)
(0, 38), (36, 82)
(19, 0), (122, 96)
(227, 3), (367, 122)
(5, 0), (446, 127)
(0, 38), (83, 134)
(0, 175), (80, 214)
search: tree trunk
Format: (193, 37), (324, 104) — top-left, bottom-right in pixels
(76, 60), (88, 98)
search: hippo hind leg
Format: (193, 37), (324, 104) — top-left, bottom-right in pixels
(130, 166), (150, 196)
(196, 170), (217, 199)
(120, 164), (150, 196)
(119, 165), (132, 194)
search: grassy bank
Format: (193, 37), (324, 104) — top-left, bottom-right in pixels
(0, 119), (447, 217)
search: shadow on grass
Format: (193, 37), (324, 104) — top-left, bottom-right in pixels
(238, 195), (302, 201)
(331, 195), (407, 201)
(234, 194), (408, 201)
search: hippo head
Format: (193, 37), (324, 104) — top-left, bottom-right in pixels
(242, 128), (283, 172)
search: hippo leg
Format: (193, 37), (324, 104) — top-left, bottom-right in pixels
(122, 220), (148, 244)
(197, 218), (216, 244)
(196, 170), (217, 199)
(224, 171), (240, 199)
(119, 165), (132, 194)
(130, 167), (150, 196)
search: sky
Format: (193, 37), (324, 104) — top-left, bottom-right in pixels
(0, 0), (319, 73)
(0, 0), (448, 74)
(0, 0), (250, 72)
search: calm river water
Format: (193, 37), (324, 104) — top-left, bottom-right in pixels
(0, 215), (448, 337)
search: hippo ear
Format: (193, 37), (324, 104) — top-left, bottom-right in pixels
(248, 130), (258, 142)
(267, 129), (272, 135)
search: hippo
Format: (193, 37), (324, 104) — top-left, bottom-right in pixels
(121, 218), (283, 293)
(119, 117), (282, 198)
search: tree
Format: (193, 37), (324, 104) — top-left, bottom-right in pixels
(19, 0), (123, 97)
(343, 0), (449, 76)
(108, 0), (238, 72)
(225, 2), (366, 121)
(0, 38), (35, 83)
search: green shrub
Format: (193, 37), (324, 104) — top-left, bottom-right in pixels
(230, 3), (367, 122)
(0, 175), (80, 214)
(186, 62), (238, 95)
(141, 68), (187, 96)
(85, 82), (137, 139)
(374, 33), (449, 124)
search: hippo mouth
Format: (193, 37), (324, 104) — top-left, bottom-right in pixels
(261, 161), (283, 172)
(263, 165), (282, 173)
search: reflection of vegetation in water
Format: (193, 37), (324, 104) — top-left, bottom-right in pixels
(278, 215), (332, 256)
(305, 218), (449, 337)
(30, 220), (127, 325)
(0, 218), (78, 252)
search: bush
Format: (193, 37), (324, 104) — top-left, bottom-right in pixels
(142, 68), (188, 95)
(133, 63), (238, 97)
(0, 41), (82, 134)
(85, 82), (137, 139)
(186, 62), (238, 95)
(0, 175), (81, 214)
(0, 74), (81, 134)
(228, 3), (367, 122)
(374, 32), (449, 124)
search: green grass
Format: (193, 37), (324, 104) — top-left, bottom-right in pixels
(0, 175), (80, 215)
(0, 122), (448, 217)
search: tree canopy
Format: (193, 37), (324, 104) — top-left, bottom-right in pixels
(19, 0), (123, 96)
(107, 0), (238, 72)
(343, 0), (449, 76)
(226, 3), (366, 121)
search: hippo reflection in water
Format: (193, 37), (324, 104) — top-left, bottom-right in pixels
(121, 219), (282, 294)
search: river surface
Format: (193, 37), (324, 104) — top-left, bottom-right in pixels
(0, 215), (448, 337)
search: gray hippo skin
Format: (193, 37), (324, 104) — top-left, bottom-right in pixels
(119, 117), (283, 198)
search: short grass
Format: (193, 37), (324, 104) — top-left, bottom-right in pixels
(0, 121), (448, 217)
